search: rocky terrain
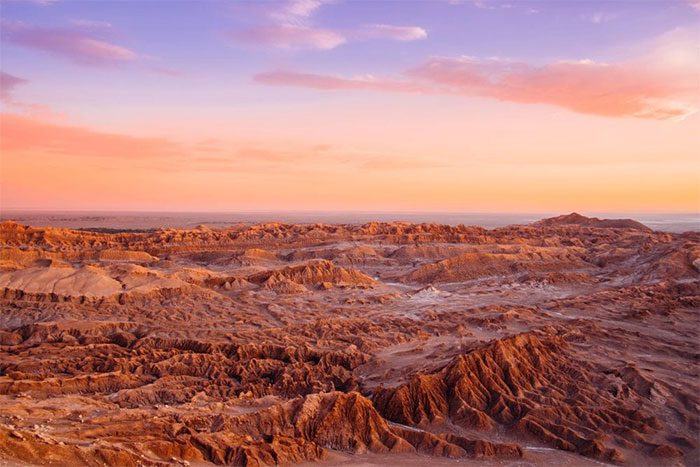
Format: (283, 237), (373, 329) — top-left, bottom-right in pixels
(0, 213), (698, 466)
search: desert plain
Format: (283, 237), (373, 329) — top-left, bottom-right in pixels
(0, 213), (698, 466)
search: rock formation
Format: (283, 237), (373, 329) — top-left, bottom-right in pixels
(534, 212), (652, 232)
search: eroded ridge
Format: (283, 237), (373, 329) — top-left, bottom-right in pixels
(374, 331), (660, 463)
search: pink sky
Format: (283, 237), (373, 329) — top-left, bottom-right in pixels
(1, 0), (698, 213)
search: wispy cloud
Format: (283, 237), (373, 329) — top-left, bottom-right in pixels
(150, 66), (185, 77)
(26, 0), (59, 5)
(463, 1), (537, 14)
(0, 71), (28, 102)
(182, 145), (440, 173)
(254, 29), (699, 120)
(355, 24), (427, 42)
(410, 56), (697, 119)
(254, 70), (427, 92)
(1, 20), (138, 66)
(1, 113), (179, 158)
(69, 18), (113, 29)
(228, 0), (426, 50)
(2, 113), (365, 174)
(267, 0), (330, 23)
(0, 72), (65, 120)
(228, 25), (346, 50)
(584, 11), (617, 24)
(229, 23), (427, 50)
(471, 1), (513, 10)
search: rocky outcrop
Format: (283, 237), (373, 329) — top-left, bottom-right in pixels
(403, 247), (586, 283)
(97, 249), (158, 263)
(262, 275), (309, 294)
(248, 259), (376, 288)
(374, 331), (661, 463)
(183, 391), (522, 464)
(0, 266), (123, 297)
(535, 213), (652, 232)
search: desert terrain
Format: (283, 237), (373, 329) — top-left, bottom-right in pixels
(0, 213), (698, 466)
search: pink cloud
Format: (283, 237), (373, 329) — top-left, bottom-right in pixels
(0, 72), (66, 120)
(150, 66), (185, 77)
(254, 31), (699, 120)
(585, 12), (617, 24)
(1, 113), (180, 158)
(0, 72), (28, 101)
(254, 70), (428, 93)
(228, 25), (345, 50)
(1, 21), (138, 66)
(356, 24), (427, 41)
(229, 23), (428, 49)
(267, 0), (330, 23)
(471, 1), (514, 10)
(409, 56), (697, 119)
(228, 1), (427, 50)
(69, 19), (113, 29)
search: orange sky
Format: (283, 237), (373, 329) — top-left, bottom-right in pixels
(1, 1), (699, 213)
(2, 105), (698, 212)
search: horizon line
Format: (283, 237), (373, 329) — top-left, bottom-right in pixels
(1, 208), (698, 216)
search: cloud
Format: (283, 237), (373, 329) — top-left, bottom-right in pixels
(409, 56), (697, 119)
(254, 30), (700, 120)
(459, 0), (536, 14)
(183, 145), (439, 174)
(228, 0), (427, 50)
(228, 24), (428, 50)
(228, 25), (346, 50)
(357, 24), (427, 42)
(268, 0), (330, 23)
(1, 113), (345, 174)
(229, 0), (342, 49)
(254, 70), (428, 93)
(141, 141), (354, 174)
(150, 66), (185, 77)
(69, 19), (113, 29)
(25, 0), (59, 5)
(1, 112), (449, 180)
(0, 71), (28, 101)
(585, 12), (616, 24)
(1, 113), (180, 158)
(229, 23), (427, 49)
(0, 73), (67, 120)
(471, 1), (513, 10)
(1, 21), (138, 66)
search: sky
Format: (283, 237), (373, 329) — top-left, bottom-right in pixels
(0, 0), (699, 213)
